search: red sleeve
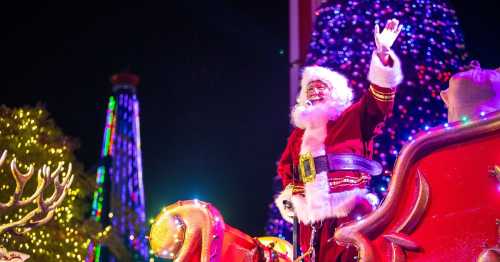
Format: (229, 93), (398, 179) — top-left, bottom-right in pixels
(277, 130), (298, 189)
(368, 84), (396, 116)
(359, 84), (396, 140)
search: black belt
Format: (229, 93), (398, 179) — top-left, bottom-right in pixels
(295, 153), (383, 183)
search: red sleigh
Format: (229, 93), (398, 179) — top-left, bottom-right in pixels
(149, 199), (293, 262)
(334, 111), (500, 261)
(149, 111), (500, 261)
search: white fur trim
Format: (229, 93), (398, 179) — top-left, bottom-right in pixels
(291, 104), (329, 157)
(299, 125), (327, 157)
(290, 172), (368, 225)
(367, 50), (403, 88)
(275, 185), (294, 224)
(298, 66), (353, 108)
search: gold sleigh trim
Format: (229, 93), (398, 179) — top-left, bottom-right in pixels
(333, 111), (500, 262)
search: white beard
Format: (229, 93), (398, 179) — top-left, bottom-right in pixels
(286, 99), (367, 224)
(291, 99), (350, 157)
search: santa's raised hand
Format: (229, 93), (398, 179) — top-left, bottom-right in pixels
(374, 18), (403, 65)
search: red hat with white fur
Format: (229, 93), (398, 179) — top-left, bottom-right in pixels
(297, 66), (353, 108)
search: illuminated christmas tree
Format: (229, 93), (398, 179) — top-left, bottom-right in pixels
(0, 105), (91, 261)
(86, 72), (149, 262)
(267, 0), (468, 239)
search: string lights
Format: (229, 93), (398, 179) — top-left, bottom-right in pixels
(0, 106), (89, 261)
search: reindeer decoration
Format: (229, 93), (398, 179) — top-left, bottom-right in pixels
(0, 150), (74, 261)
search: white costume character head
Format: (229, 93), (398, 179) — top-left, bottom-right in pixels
(441, 61), (500, 122)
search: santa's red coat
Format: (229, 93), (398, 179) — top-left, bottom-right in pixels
(278, 84), (395, 191)
(277, 83), (396, 260)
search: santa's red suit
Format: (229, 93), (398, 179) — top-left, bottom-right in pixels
(275, 50), (403, 261)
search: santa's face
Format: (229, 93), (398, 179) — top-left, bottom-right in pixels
(306, 80), (331, 104)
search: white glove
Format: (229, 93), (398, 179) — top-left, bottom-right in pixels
(374, 18), (403, 54)
(275, 185), (295, 223)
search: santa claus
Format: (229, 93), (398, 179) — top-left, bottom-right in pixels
(275, 19), (404, 261)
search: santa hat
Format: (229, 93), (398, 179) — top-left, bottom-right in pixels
(297, 66), (353, 108)
(441, 61), (500, 122)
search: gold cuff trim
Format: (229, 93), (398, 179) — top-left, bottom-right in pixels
(292, 187), (304, 194)
(370, 84), (395, 94)
(370, 85), (395, 101)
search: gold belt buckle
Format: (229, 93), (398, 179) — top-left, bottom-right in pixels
(299, 152), (316, 183)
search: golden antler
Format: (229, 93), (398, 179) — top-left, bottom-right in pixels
(0, 150), (74, 235)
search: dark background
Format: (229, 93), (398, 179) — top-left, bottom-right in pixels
(1, 1), (498, 237)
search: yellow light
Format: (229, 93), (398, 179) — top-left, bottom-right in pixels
(0, 107), (89, 260)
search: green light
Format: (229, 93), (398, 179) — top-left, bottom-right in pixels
(102, 96), (116, 157)
(92, 192), (98, 209)
(461, 115), (469, 123)
(97, 167), (105, 184)
(109, 96), (116, 109)
(95, 245), (101, 262)
(88, 96), (117, 259)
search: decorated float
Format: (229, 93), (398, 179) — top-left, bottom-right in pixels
(149, 65), (500, 261)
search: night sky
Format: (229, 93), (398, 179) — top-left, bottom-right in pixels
(1, 1), (499, 237)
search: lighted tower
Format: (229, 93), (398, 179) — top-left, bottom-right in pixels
(87, 72), (149, 262)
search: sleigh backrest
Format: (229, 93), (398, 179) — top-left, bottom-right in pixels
(335, 111), (500, 261)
